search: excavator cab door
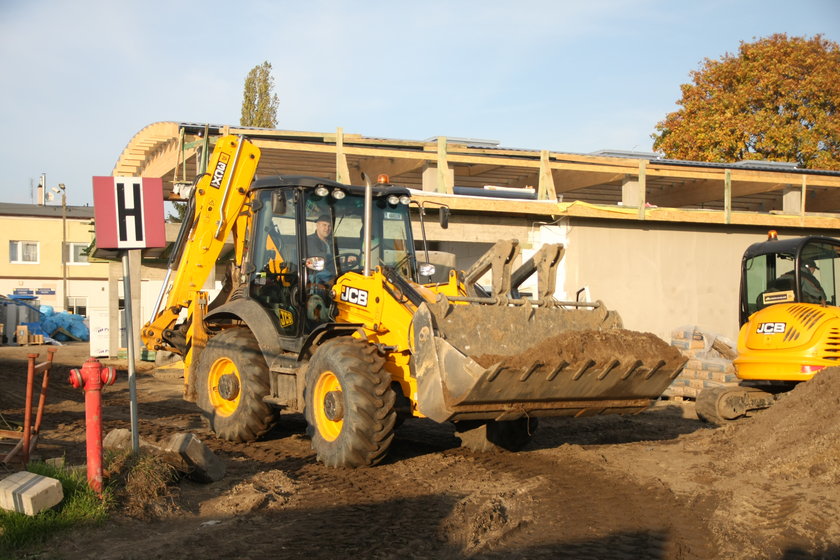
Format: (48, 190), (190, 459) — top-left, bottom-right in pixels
(248, 189), (302, 338)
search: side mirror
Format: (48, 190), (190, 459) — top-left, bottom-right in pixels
(272, 192), (286, 215)
(439, 207), (450, 229)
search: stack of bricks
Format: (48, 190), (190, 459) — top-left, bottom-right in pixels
(665, 326), (739, 399)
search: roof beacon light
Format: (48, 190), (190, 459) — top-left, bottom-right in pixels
(767, 230), (778, 240)
(377, 174), (390, 185)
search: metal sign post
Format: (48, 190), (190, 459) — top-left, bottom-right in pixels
(92, 176), (165, 453)
(121, 252), (140, 451)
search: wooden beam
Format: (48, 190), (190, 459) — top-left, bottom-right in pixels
(638, 160), (647, 220)
(409, 191), (840, 230)
(335, 127), (351, 184)
(725, 169), (732, 224)
(538, 150), (557, 201)
(437, 137), (453, 194)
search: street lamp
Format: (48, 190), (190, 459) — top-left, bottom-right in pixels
(52, 183), (67, 311)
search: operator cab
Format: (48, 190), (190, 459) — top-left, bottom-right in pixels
(245, 175), (418, 338)
(740, 232), (840, 325)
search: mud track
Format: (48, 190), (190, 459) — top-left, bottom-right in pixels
(1, 343), (838, 559)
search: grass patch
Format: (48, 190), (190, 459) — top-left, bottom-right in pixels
(0, 451), (180, 559)
(0, 461), (109, 559)
(104, 450), (180, 519)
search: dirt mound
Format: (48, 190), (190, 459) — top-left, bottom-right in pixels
(198, 469), (297, 516)
(712, 366), (840, 483)
(474, 328), (685, 371)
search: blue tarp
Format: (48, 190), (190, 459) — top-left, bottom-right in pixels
(27, 305), (90, 342)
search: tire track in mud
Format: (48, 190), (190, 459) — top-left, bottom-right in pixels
(712, 481), (840, 558)
(438, 448), (717, 559)
(161, 427), (460, 559)
(162, 420), (717, 560)
(28, 404), (719, 560)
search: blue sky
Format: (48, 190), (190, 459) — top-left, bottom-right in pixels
(1, 0), (838, 206)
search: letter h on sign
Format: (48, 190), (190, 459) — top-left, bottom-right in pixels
(92, 176), (166, 250)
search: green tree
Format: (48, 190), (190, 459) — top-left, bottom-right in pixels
(240, 61), (279, 128)
(652, 34), (840, 170)
(166, 201), (188, 223)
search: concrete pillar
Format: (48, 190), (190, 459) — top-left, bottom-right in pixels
(421, 164), (454, 193)
(621, 176), (642, 207)
(782, 185), (803, 215)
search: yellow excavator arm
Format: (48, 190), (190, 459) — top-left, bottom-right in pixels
(141, 135), (261, 357)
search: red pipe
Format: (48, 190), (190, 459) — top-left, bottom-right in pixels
(22, 353), (37, 465)
(69, 358), (117, 494)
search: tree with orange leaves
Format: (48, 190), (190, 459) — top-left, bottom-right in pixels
(653, 34), (840, 170)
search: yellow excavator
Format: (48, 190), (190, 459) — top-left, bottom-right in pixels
(142, 134), (686, 467)
(696, 231), (840, 424)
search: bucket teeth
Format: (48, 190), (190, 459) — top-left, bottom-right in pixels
(411, 299), (686, 423)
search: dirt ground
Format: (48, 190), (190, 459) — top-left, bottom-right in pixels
(1, 341), (839, 559)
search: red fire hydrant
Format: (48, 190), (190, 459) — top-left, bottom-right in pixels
(69, 358), (117, 494)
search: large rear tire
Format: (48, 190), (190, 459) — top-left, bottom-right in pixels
(195, 327), (277, 442)
(304, 338), (396, 468)
(455, 417), (538, 453)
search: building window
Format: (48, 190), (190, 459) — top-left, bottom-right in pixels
(66, 242), (89, 264)
(67, 296), (87, 316)
(9, 241), (39, 264)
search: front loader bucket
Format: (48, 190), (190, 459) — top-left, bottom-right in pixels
(411, 301), (686, 424)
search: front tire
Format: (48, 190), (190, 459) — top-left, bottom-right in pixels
(304, 338), (396, 467)
(195, 327), (277, 442)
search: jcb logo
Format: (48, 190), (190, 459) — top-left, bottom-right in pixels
(756, 322), (786, 334)
(340, 286), (368, 307)
(209, 153), (230, 189)
(278, 309), (294, 328)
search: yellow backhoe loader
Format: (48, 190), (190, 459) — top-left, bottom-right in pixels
(142, 134), (686, 467)
(697, 231), (840, 424)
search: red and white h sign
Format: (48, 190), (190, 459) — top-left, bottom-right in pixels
(92, 176), (165, 249)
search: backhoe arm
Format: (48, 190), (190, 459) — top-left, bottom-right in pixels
(142, 135), (261, 354)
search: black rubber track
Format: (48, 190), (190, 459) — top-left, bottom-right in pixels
(304, 338), (397, 468)
(195, 327), (277, 442)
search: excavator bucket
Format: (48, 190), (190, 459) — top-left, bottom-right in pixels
(411, 241), (686, 423)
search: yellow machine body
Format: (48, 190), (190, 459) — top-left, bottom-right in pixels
(735, 303), (840, 381)
(142, 133), (686, 465)
(696, 233), (840, 425)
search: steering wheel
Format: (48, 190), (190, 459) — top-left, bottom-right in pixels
(338, 252), (362, 272)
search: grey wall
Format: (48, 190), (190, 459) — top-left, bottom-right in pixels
(564, 221), (750, 342)
(417, 212), (815, 343)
